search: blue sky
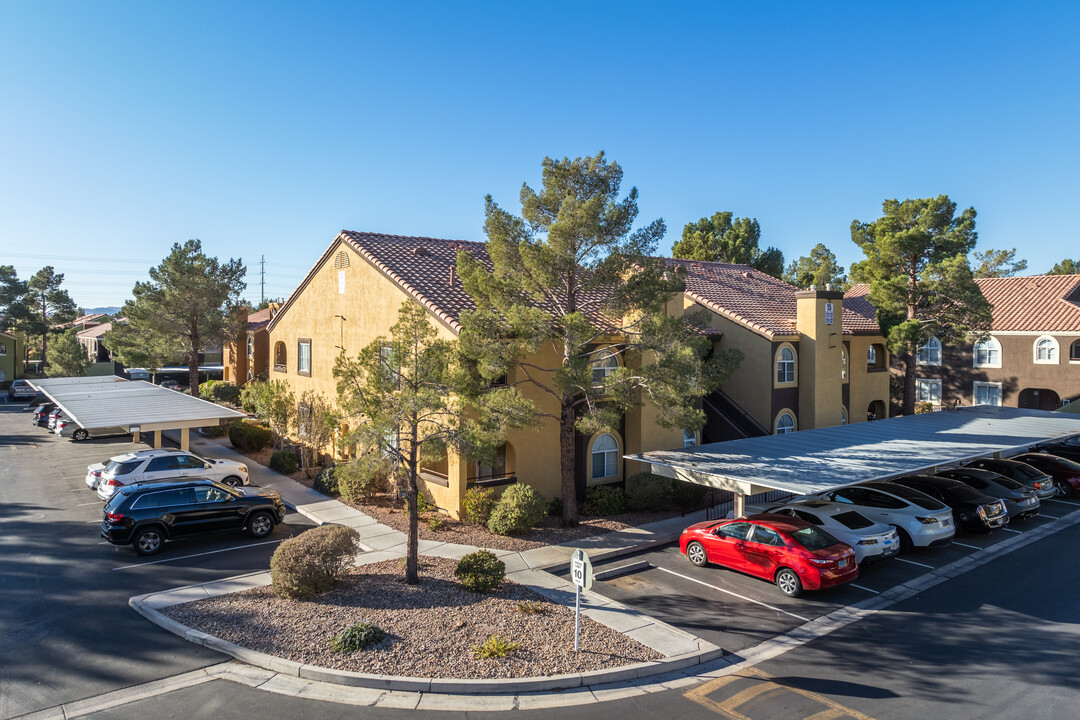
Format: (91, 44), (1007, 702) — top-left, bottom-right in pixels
(1, 1), (1077, 309)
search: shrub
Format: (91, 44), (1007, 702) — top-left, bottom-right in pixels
(454, 550), (506, 593)
(671, 479), (707, 510)
(330, 621), (386, 653)
(336, 455), (391, 502)
(546, 497), (563, 518)
(426, 515), (444, 531)
(200, 422), (227, 438)
(229, 421), (272, 452)
(915, 401), (935, 414)
(516, 600), (550, 615)
(472, 635), (519, 660)
(487, 484), (546, 535)
(416, 493), (435, 514)
(270, 524), (361, 599)
(625, 472), (673, 511)
(582, 485), (627, 516)
(461, 486), (497, 526)
(314, 466), (338, 496)
(199, 380), (241, 405)
(270, 449), (299, 474)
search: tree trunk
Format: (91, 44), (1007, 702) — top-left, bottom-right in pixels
(559, 401), (579, 527)
(189, 332), (201, 399)
(902, 352), (916, 416)
(405, 426), (420, 585)
(39, 296), (48, 371)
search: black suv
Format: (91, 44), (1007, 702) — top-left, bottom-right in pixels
(101, 478), (286, 555)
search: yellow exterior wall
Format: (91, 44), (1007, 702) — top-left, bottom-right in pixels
(795, 292), (845, 429)
(846, 335), (891, 421)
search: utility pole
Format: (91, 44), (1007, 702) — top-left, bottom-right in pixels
(260, 254), (265, 305)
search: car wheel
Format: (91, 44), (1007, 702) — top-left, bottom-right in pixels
(893, 526), (914, 553)
(685, 541), (708, 567)
(775, 568), (803, 598)
(222, 475), (243, 488)
(72, 429), (89, 441)
(133, 527), (164, 556)
(1055, 480), (1073, 498)
(247, 511), (275, 538)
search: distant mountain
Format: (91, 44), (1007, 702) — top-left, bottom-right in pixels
(83, 306), (122, 316)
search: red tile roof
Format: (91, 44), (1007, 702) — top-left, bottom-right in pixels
(76, 321), (112, 339)
(847, 275), (1080, 333)
(246, 307), (273, 330)
(671, 259), (881, 337)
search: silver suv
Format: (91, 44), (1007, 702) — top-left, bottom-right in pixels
(94, 449), (249, 500)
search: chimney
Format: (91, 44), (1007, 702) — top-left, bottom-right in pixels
(448, 265), (456, 286)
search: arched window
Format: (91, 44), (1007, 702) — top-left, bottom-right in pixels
(867, 343), (886, 370)
(591, 349), (619, 386)
(590, 433), (619, 480)
(775, 412), (795, 435)
(1072, 339), (1080, 362)
(246, 334), (254, 358)
(1034, 335), (1059, 364)
(973, 336), (1002, 368)
(867, 345), (876, 365)
(776, 346), (795, 384)
(841, 346), (848, 380)
(274, 341), (287, 370)
(916, 336), (942, 366)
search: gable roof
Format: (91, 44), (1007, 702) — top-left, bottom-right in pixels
(671, 259), (881, 338)
(847, 274), (1080, 334)
(76, 321), (113, 339)
(246, 307), (273, 331)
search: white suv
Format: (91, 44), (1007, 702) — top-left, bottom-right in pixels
(93, 449), (249, 500)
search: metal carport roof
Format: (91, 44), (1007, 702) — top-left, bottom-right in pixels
(30, 376), (245, 432)
(626, 406), (1080, 498)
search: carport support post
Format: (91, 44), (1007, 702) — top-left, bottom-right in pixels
(153, 431), (162, 449)
(180, 428), (189, 451)
(733, 491), (746, 519)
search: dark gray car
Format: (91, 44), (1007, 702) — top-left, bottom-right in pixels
(936, 467), (1041, 519)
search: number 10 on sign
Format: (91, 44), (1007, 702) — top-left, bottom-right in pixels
(570, 549), (593, 652)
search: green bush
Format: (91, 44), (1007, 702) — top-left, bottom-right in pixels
(625, 472), (673, 511)
(582, 485), (627, 516)
(270, 524), (361, 600)
(330, 621), (386, 653)
(546, 497), (563, 518)
(228, 421), (272, 452)
(461, 486), (497, 526)
(335, 456), (390, 502)
(426, 515), (445, 531)
(314, 466), (338, 496)
(516, 600), (550, 615)
(472, 635), (519, 660)
(416, 493), (435, 514)
(200, 422), (227, 438)
(200, 379), (242, 405)
(270, 449), (299, 474)
(454, 550), (506, 593)
(487, 484), (546, 535)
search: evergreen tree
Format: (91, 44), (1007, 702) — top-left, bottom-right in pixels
(20, 267), (78, 368)
(1048, 258), (1080, 275)
(104, 240), (245, 398)
(46, 330), (91, 377)
(783, 243), (849, 289)
(850, 196), (991, 415)
(457, 153), (741, 526)
(334, 301), (530, 584)
(973, 248), (1028, 278)
(671, 211), (784, 278)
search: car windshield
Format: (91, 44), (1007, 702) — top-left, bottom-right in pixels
(790, 526), (841, 551)
(832, 511), (873, 529)
(880, 483), (946, 510)
(106, 460), (142, 476)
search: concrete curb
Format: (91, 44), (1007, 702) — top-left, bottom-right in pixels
(129, 593), (727, 694)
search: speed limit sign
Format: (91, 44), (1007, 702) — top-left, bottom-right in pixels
(570, 549), (593, 590)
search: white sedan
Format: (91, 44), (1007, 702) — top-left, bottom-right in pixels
(762, 499), (900, 564)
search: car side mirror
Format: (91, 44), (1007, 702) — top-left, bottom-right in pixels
(204, 463), (212, 469)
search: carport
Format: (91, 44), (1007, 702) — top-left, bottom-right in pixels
(29, 376), (245, 450)
(626, 406), (1080, 518)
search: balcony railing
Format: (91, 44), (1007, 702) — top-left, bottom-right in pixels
(419, 468), (449, 487)
(466, 472), (517, 489)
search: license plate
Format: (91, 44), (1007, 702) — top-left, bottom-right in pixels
(838, 558), (849, 568)
(942, 519), (951, 527)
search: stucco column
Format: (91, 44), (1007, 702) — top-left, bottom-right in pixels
(733, 491), (746, 519)
(447, 447), (470, 520)
(180, 428), (190, 451)
(154, 430), (162, 449)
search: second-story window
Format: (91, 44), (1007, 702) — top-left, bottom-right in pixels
(591, 349), (619, 386)
(297, 339), (311, 376)
(916, 337), (942, 366)
(776, 346), (795, 384)
(973, 337), (1001, 367)
(1034, 336), (1059, 364)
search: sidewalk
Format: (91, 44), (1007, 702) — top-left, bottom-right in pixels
(155, 430), (723, 679)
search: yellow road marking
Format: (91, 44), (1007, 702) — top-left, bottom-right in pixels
(685, 667), (877, 720)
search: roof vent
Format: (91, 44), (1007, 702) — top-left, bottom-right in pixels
(412, 247), (432, 257)
(743, 272), (752, 278)
(334, 250), (350, 269)
(448, 265), (456, 286)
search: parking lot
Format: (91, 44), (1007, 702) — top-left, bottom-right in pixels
(574, 499), (1080, 655)
(0, 400), (315, 719)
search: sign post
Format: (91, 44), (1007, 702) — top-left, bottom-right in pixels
(569, 548), (593, 652)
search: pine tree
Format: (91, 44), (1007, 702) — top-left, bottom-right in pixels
(21, 267), (78, 368)
(46, 330), (91, 377)
(784, 244), (849, 289)
(671, 211), (784, 278)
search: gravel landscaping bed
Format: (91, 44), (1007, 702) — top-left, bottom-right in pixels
(163, 557), (662, 679)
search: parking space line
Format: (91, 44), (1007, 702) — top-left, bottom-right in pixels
(849, 583), (880, 594)
(951, 541), (981, 550)
(1047, 498), (1080, 507)
(112, 539), (285, 570)
(895, 557), (935, 569)
(1039, 515), (1060, 520)
(654, 566), (811, 622)
(76, 501), (101, 506)
(1001, 528), (1023, 534)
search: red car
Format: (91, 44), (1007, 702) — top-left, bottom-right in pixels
(679, 513), (858, 598)
(1012, 453), (1080, 497)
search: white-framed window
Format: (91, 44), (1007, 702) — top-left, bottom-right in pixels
(867, 345), (876, 365)
(916, 378), (942, 404)
(682, 428), (697, 447)
(297, 339), (311, 375)
(776, 346), (796, 384)
(590, 433), (619, 480)
(1070, 339), (1080, 363)
(840, 346), (847, 381)
(0, 342), (6, 356)
(916, 336), (942, 366)
(973, 382), (1002, 407)
(246, 334), (254, 358)
(591, 349), (619, 386)
(1034, 335), (1059, 364)
(0, 369), (5, 381)
(775, 412), (795, 435)
(338, 269), (346, 295)
(825, 302), (834, 325)
(973, 336), (1002, 368)
(841, 407), (848, 425)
